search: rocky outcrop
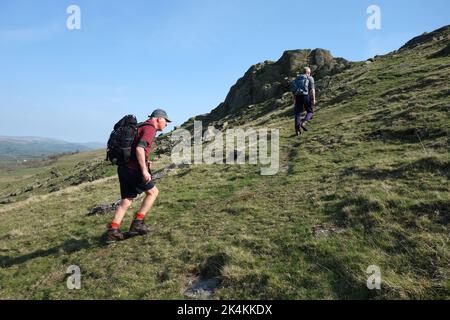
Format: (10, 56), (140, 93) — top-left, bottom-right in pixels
(202, 49), (350, 122)
(166, 49), (350, 135)
(155, 48), (351, 155)
(400, 25), (450, 51)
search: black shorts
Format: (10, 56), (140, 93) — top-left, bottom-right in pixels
(118, 166), (156, 199)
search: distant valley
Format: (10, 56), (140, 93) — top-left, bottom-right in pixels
(0, 136), (104, 164)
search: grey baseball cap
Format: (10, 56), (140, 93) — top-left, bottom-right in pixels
(149, 109), (172, 122)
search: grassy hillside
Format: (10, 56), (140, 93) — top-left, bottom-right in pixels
(0, 150), (116, 205)
(0, 26), (448, 299)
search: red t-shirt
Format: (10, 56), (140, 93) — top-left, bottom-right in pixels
(127, 120), (157, 171)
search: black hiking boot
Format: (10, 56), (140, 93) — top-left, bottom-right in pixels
(295, 126), (301, 136)
(129, 219), (150, 236)
(301, 122), (309, 132)
(103, 227), (125, 244)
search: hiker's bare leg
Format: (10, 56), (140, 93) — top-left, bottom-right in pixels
(112, 198), (134, 225)
(137, 187), (159, 217)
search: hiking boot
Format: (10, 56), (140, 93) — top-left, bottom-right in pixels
(129, 219), (150, 236)
(301, 122), (309, 132)
(295, 126), (301, 136)
(103, 228), (125, 244)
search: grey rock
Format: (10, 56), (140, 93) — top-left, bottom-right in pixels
(314, 225), (345, 237)
(0, 199), (13, 205)
(184, 277), (220, 300)
(87, 200), (121, 216)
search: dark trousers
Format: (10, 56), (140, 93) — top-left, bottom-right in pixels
(294, 94), (313, 128)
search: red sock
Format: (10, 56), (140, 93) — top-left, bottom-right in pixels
(110, 222), (120, 229)
(135, 212), (145, 221)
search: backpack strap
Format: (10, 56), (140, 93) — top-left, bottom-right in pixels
(138, 122), (150, 128)
(134, 122), (157, 164)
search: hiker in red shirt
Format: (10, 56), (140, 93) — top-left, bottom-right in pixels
(104, 109), (171, 243)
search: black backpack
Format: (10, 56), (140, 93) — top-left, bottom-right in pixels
(106, 115), (148, 166)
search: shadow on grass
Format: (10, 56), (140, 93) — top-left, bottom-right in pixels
(0, 237), (105, 268)
(197, 252), (229, 278)
(367, 127), (447, 143)
(323, 195), (384, 234)
(410, 200), (450, 225)
(301, 245), (379, 299)
(341, 156), (449, 180)
(287, 141), (301, 160)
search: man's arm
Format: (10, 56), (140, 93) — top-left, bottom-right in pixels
(309, 77), (316, 105)
(136, 147), (151, 183)
(310, 88), (316, 105)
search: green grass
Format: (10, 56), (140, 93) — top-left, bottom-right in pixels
(0, 30), (449, 299)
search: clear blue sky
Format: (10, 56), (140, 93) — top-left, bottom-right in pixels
(0, 0), (448, 143)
